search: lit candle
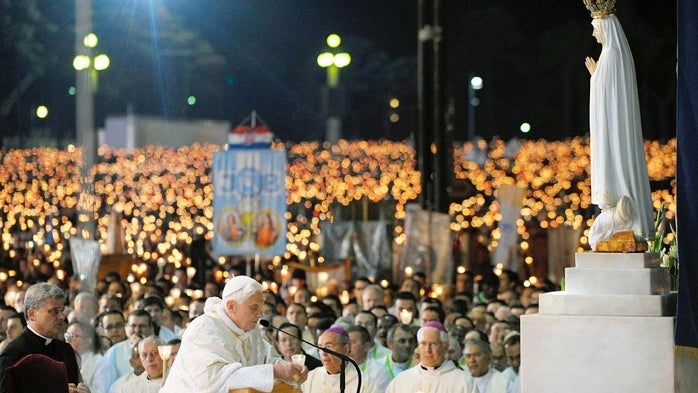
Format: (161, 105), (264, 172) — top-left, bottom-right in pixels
(339, 290), (350, 305)
(400, 309), (413, 325)
(186, 266), (196, 281)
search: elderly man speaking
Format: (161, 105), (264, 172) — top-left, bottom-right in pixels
(161, 275), (306, 393)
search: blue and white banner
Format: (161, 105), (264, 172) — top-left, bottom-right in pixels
(212, 149), (287, 256)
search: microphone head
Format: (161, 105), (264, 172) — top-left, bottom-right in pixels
(259, 319), (270, 328)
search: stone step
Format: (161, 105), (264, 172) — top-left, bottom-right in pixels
(539, 291), (677, 317)
(564, 265), (670, 295)
(575, 251), (660, 269)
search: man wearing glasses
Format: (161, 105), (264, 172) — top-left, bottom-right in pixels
(96, 310), (127, 349)
(104, 309), (153, 379)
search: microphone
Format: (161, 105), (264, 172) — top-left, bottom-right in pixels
(259, 319), (361, 393)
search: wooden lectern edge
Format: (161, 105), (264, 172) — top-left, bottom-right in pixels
(229, 380), (299, 393)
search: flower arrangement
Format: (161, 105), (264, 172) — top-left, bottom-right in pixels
(650, 203), (678, 291)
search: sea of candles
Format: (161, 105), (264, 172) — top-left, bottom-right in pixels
(0, 137), (676, 286)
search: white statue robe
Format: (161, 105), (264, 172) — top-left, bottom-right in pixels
(386, 361), (474, 393)
(159, 298), (282, 393)
(302, 364), (381, 393)
(589, 14), (655, 241)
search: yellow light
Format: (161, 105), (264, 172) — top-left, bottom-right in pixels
(326, 34), (341, 48)
(333, 52), (351, 68)
(36, 105), (49, 119)
(317, 52), (334, 68)
(73, 55), (91, 71)
(94, 54), (110, 71)
(389, 98), (400, 108)
(83, 33), (98, 48)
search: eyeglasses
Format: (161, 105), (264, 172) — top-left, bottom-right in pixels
(102, 323), (125, 331)
(127, 323), (151, 331)
(64, 333), (84, 340)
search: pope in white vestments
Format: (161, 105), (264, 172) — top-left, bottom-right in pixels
(386, 321), (474, 393)
(160, 276), (306, 393)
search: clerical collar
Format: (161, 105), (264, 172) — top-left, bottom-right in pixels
(420, 362), (443, 371)
(28, 326), (53, 345)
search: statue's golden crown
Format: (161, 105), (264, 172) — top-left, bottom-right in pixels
(583, 0), (616, 18)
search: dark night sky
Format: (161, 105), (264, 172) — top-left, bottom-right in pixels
(1, 0), (677, 143)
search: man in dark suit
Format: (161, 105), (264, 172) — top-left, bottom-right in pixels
(0, 282), (89, 393)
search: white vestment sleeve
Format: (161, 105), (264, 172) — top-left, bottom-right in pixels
(225, 363), (275, 392)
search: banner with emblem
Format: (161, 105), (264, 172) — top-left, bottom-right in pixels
(212, 149), (287, 256)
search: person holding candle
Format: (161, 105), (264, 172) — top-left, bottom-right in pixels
(274, 322), (322, 371)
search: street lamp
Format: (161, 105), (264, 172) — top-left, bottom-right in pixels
(316, 34), (351, 87)
(467, 75), (483, 141)
(317, 34), (351, 143)
(73, 33), (110, 89)
(74, 0), (109, 240)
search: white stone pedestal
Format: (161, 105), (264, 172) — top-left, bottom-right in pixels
(521, 252), (676, 393)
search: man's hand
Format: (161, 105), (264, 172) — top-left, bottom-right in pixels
(273, 362), (308, 384)
(68, 382), (91, 393)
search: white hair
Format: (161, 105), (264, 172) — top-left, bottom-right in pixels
(417, 325), (449, 344)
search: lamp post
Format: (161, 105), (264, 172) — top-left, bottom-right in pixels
(73, 0), (109, 239)
(317, 34), (351, 143)
(467, 75), (483, 141)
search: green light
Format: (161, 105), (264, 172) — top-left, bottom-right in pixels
(187, 96), (197, 106)
(68, 87), (77, 95)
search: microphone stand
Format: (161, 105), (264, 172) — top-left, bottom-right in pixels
(260, 320), (361, 393)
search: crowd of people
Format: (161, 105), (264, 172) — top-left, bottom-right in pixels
(0, 261), (542, 393)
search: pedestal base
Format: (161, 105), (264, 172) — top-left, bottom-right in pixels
(521, 314), (675, 393)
